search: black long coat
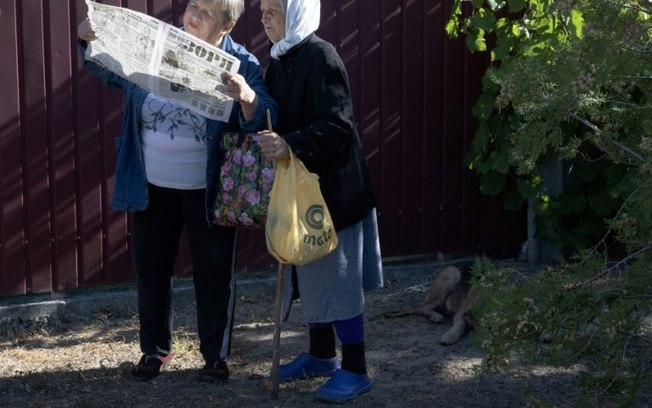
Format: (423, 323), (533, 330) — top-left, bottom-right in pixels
(265, 33), (377, 231)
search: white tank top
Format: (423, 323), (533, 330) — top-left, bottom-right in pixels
(140, 93), (208, 189)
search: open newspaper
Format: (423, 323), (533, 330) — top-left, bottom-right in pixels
(84, 0), (240, 122)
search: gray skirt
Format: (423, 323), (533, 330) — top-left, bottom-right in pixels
(282, 208), (383, 323)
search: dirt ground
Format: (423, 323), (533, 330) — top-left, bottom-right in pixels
(0, 261), (595, 408)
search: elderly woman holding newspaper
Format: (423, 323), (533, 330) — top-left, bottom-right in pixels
(77, 0), (277, 383)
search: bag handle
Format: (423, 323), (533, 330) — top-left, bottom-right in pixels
(225, 108), (273, 150)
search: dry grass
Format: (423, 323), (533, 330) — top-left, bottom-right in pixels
(0, 262), (587, 408)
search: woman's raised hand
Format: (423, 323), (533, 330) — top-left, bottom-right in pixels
(78, 17), (97, 42)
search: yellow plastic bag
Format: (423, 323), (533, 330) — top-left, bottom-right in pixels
(265, 151), (338, 265)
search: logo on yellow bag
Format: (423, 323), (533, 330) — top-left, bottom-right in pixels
(304, 205), (334, 246)
(305, 205), (325, 229)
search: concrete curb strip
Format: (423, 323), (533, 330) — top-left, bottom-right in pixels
(0, 258), (463, 322)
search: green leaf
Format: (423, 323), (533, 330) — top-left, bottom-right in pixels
(474, 158), (492, 173)
(480, 171), (507, 195)
(472, 94), (496, 121)
(481, 73), (501, 93)
(570, 10), (584, 39)
(487, 0), (507, 12)
(445, 19), (459, 37)
(533, 16), (554, 34)
(489, 149), (511, 173)
(588, 188), (616, 216)
(504, 185), (526, 210)
(516, 177), (539, 198)
(507, 0), (527, 13)
(471, 8), (497, 33)
(471, 0), (484, 7)
(558, 191), (586, 215)
(466, 28), (488, 52)
(605, 164), (627, 187)
(492, 36), (514, 61)
(445, 0), (463, 37)
(575, 214), (606, 241)
(471, 126), (492, 152)
(575, 160), (598, 183)
(511, 23), (523, 37)
(495, 17), (511, 32)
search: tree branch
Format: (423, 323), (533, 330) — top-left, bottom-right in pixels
(580, 245), (652, 289)
(569, 112), (646, 163)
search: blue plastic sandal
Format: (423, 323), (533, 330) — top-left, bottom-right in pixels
(277, 352), (340, 382)
(316, 369), (372, 401)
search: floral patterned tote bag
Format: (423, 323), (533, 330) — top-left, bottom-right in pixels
(214, 132), (274, 228)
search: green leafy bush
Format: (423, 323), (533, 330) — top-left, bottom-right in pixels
(448, 0), (652, 405)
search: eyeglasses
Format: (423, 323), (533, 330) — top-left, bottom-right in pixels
(186, 1), (219, 22)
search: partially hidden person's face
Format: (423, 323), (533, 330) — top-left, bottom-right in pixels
(183, 0), (234, 46)
(260, 0), (285, 43)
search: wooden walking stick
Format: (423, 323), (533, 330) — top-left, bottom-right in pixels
(270, 261), (285, 399)
(264, 108), (284, 400)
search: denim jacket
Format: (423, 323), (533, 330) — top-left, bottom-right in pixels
(78, 34), (278, 224)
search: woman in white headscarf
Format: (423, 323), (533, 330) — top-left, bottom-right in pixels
(256, 0), (383, 402)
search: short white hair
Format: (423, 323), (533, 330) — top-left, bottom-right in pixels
(198, 0), (245, 23)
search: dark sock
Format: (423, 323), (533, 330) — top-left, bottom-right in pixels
(341, 342), (366, 374)
(309, 326), (336, 359)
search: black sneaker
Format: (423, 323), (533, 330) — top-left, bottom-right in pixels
(131, 354), (172, 381)
(198, 359), (229, 383)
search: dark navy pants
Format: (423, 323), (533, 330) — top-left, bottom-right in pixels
(131, 183), (237, 362)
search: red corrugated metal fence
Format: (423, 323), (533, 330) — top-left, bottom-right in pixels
(0, 0), (524, 296)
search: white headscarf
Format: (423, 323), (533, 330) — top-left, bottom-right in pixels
(270, 0), (320, 59)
